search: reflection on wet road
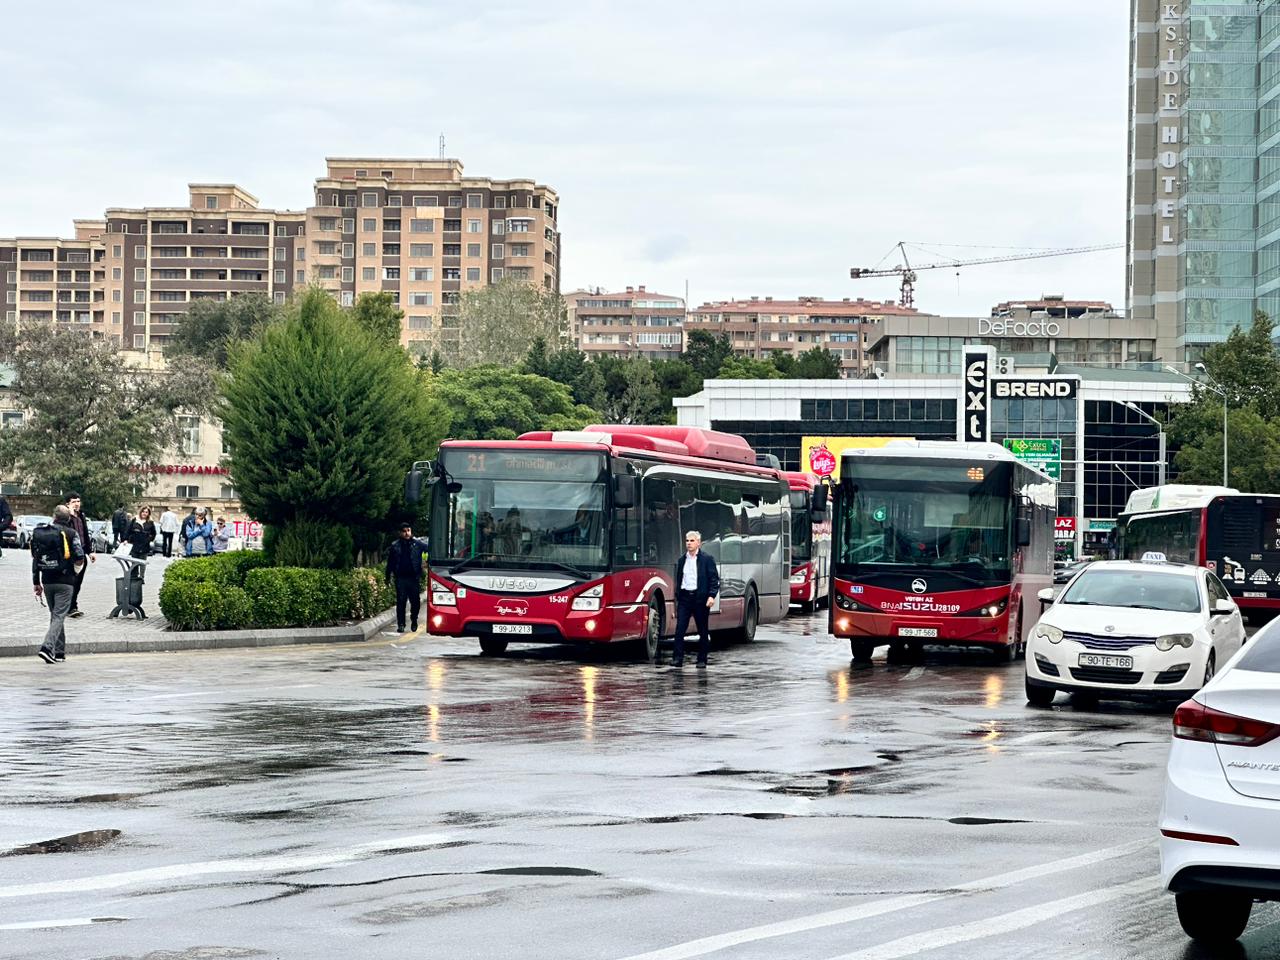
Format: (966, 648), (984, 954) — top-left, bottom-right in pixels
(1, 614), (1277, 959)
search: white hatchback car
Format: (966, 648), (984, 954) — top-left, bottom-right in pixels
(1025, 558), (1246, 706)
(1160, 617), (1280, 944)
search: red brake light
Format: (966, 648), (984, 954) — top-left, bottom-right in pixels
(1173, 700), (1280, 747)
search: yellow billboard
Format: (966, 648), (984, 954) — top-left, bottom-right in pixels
(801, 437), (913, 483)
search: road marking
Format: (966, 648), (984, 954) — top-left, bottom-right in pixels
(614, 839), (1149, 960)
(0, 917), (124, 930)
(899, 667), (926, 682)
(0, 832), (455, 900)
(824, 875), (1160, 960)
(132, 683), (318, 701)
(724, 708), (831, 727)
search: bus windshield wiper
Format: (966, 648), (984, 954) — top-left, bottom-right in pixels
(448, 554), (591, 581)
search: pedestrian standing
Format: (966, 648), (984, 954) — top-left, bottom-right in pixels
(384, 523), (426, 634)
(0, 492), (11, 559)
(158, 506), (179, 557)
(671, 530), (720, 668)
(180, 508), (197, 555)
(110, 504), (127, 549)
(212, 517), (230, 553)
(32, 505), (85, 664)
(124, 506), (156, 561)
(184, 509), (213, 557)
(64, 493), (96, 618)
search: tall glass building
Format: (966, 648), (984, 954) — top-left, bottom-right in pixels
(1128, 0), (1280, 362)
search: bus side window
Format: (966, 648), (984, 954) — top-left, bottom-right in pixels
(642, 476), (677, 567)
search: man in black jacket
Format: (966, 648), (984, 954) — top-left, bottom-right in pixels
(65, 493), (95, 618)
(385, 523), (427, 634)
(0, 493), (10, 558)
(111, 505), (127, 549)
(32, 506), (86, 664)
(672, 529), (720, 668)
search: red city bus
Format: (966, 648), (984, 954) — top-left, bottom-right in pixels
(784, 472), (831, 613)
(1117, 485), (1280, 616)
(830, 441), (1055, 662)
(407, 426), (791, 660)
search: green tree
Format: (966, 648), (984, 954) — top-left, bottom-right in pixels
(430, 366), (598, 440)
(718, 355), (784, 379)
(0, 323), (210, 517)
(219, 288), (448, 565)
(521, 342), (607, 409)
(349, 292), (405, 347)
(785, 346), (843, 379)
(165, 293), (280, 368)
(453, 278), (569, 368)
(598, 359), (665, 424)
(685, 330), (734, 379)
(651, 359), (704, 424)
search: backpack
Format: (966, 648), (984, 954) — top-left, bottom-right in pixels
(32, 524), (75, 574)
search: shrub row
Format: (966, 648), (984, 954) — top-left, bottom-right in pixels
(158, 551), (397, 631)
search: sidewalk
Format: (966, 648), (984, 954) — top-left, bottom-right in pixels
(0, 548), (400, 658)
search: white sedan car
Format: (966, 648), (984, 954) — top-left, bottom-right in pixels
(1025, 559), (1245, 706)
(1160, 617), (1280, 944)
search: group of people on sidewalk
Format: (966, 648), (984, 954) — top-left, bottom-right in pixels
(111, 505), (231, 558)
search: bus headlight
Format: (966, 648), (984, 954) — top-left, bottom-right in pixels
(572, 584), (603, 611)
(431, 590), (457, 607)
(1156, 633), (1195, 651)
(790, 573), (807, 585)
(1034, 623), (1063, 644)
(835, 592), (857, 611)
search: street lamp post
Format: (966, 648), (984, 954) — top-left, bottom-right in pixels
(1164, 364), (1229, 486)
(1120, 401), (1167, 486)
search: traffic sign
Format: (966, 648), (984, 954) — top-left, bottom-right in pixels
(1003, 438), (1061, 480)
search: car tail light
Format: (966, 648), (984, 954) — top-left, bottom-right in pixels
(1173, 700), (1280, 747)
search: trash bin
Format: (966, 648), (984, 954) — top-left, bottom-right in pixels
(109, 556), (147, 619)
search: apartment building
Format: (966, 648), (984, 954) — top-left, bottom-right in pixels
(307, 158), (560, 356)
(684, 296), (918, 375)
(1, 158), (561, 356)
(566, 285), (684, 359)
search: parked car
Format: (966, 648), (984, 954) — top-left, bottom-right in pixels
(1053, 558), (1092, 585)
(1025, 555), (1247, 706)
(87, 520), (110, 553)
(1159, 616), (1280, 944)
(14, 515), (52, 550)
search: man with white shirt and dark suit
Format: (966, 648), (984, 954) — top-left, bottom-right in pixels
(672, 530), (720, 668)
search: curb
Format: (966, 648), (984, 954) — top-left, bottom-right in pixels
(0, 607), (402, 657)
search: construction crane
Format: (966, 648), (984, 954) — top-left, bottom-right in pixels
(849, 241), (1124, 309)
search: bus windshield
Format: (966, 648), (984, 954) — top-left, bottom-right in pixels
(790, 491), (812, 563)
(837, 460), (1013, 579)
(435, 449), (609, 572)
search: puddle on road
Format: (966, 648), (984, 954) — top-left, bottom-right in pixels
(3, 829), (123, 856)
(947, 816), (1030, 825)
(478, 866), (601, 877)
(73, 793), (144, 803)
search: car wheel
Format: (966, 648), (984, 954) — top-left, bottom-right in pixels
(993, 640), (1017, 664)
(640, 599), (663, 664)
(479, 636), (508, 657)
(1013, 612), (1025, 660)
(1175, 891), (1252, 944)
(850, 639), (876, 663)
(1202, 650), (1217, 687)
(1025, 676), (1056, 707)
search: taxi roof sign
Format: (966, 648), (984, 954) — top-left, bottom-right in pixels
(1141, 551), (1168, 564)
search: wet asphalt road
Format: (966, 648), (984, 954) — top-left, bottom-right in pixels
(2, 613), (1278, 960)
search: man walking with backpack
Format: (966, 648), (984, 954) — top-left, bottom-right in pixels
(32, 505), (86, 664)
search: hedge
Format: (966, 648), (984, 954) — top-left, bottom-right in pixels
(158, 550), (397, 631)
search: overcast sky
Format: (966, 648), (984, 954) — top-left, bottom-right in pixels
(0, 0), (1127, 316)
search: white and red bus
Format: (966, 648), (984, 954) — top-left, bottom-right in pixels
(830, 441), (1055, 662)
(1117, 485), (1280, 616)
(784, 472), (831, 613)
(407, 425), (791, 659)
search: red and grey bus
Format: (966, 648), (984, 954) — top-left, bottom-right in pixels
(406, 425), (791, 659)
(784, 471), (831, 613)
(1117, 485), (1280, 617)
(830, 441), (1055, 662)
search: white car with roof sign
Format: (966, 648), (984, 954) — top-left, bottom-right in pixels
(1160, 615), (1280, 944)
(1024, 555), (1246, 706)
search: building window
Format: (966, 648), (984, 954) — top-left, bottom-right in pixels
(465, 267), (481, 281)
(362, 218), (377, 232)
(410, 267), (434, 281)
(382, 244), (400, 256)
(340, 291), (354, 306)
(410, 219), (434, 233)
(409, 315), (432, 330)
(316, 241), (337, 255)
(410, 292), (434, 306)
(384, 267), (400, 280)
(361, 192), (378, 207)
(274, 291), (286, 304)
(387, 195), (402, 207)
(410, 244), (433, 257)
(276, 225), (287, 236)
(206, 196), (218, 210)
(296, 270), (305, 283)
(491, 244), (505, 259)
(133, 334), (145, 349)
(318, 217), (337, 231)
(491, 220), (505, 236)
(341, 266), (354, 282)
(362, 267), (376, 281)
(413, 195), (438, 207)
(384, 219), (401, 233)
(134, 290), (145, 303)
(317, 266), (337, 279)
(341, 243), (353, 258)
(112, 245), (122, 258)
(443, 268), (461, 280)
(467, 193), (483, 208)
(274, 269), (286, 283)
(2, 411), (25, 429)
(342, 218), (354, 234)
(467, 243), (481, 257)
(510, 243), (531, 258)
(133, 311), (145, 323)
(176, 484), (200, 499)
(491, 267), (504, 281)
(220, 484), (237, 500)
(112, 312), (121, 324)
(466, 219), (481, 233)
(362, 243), (376, 257)
(494, 196), (507, 209)
(275, 247), (286, 261)
(134, 245), (146, 259)
(112, 267), (122, 280)
(448, 195), (463, 208)
(508, 219), (531, 233)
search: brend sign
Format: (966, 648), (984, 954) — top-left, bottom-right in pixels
(992, 379), (1078, 399)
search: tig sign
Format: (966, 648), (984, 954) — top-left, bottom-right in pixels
(960, 347), (991, 443)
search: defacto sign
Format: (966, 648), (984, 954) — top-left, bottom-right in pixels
(977, 318), (1061, 338)
(992, 378), (1079, 399)
(960, 346), (991, 443)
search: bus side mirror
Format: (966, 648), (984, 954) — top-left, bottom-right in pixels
(405, 469), (424, 505)
(614, 475), (638, 509)
(811, 485), (829, 518)
(1016, 517), (1031, 546)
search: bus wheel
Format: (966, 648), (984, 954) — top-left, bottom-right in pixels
(850, 639), (875, 662)
(1014, 612), (1025, 660)
(734, 589), (758, 642)
(641, 599), (663, 663)
(479, 636), (508, 656)
(993, 640), (1017, 664)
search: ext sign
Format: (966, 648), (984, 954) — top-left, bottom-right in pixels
(1002, 438), (1062, 480)
(960, 346), (992, 443)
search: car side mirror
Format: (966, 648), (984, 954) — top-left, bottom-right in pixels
(1213, 598), (1236, 616)
(613, 475), (638, 510)
(1037, 587), (1056, 604)
(1016, 517), (1031, 547)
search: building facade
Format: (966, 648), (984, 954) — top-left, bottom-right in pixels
(1128, 0), (1280, 361)
(1, 158), (560, 357)
(566, 286), (684, 359)
(685, 297), (911, 376)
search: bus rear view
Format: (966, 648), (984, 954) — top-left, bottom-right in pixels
(830, 442), (1054, 662)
